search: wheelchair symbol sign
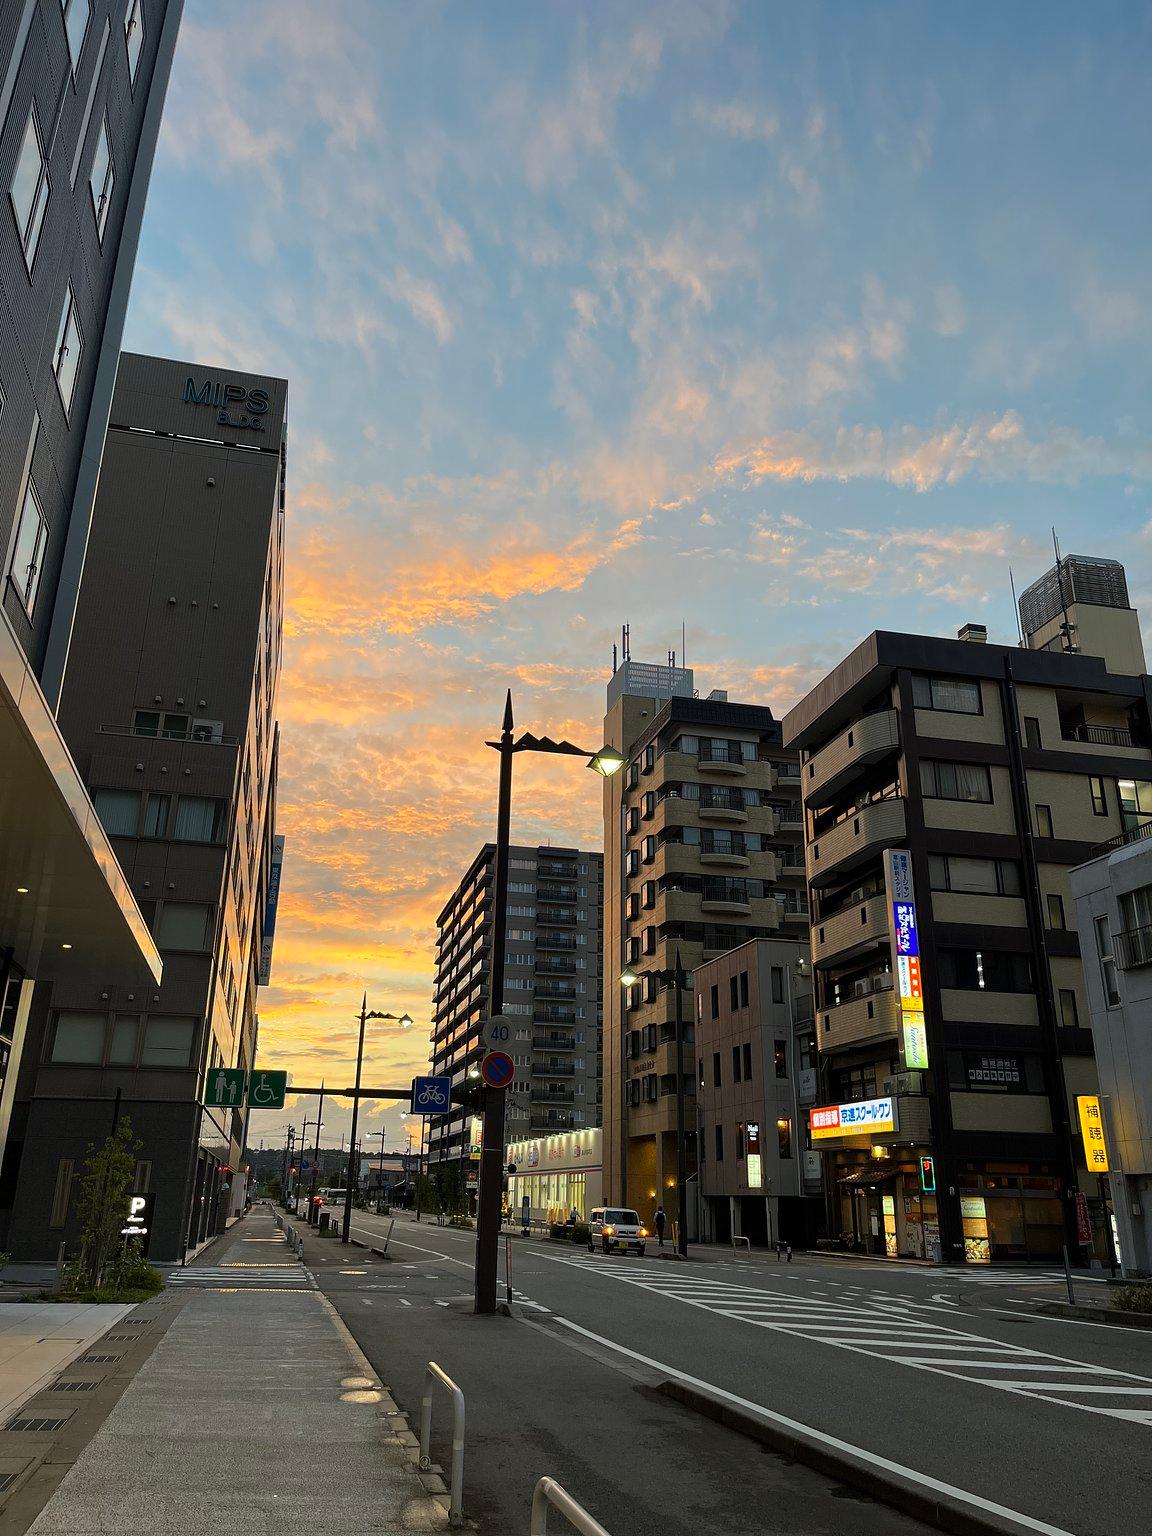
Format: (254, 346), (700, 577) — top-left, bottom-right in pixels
(248, 1070), (287, 1109)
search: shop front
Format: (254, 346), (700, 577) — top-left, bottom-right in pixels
(507, 1127), (602, 1226)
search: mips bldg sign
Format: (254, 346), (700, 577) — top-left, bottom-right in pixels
(184, 376), (270, 433)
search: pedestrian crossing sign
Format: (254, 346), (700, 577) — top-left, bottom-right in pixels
(205, 1067), (247, 1107)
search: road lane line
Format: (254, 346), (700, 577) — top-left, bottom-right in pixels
(550, 1316), (1077, 1536)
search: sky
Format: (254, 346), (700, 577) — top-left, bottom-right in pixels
(122, 0), (1152, 1151)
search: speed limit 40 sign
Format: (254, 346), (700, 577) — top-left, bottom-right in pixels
(483, 1015), (514, 1048)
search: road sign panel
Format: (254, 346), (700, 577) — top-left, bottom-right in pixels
(205, 1067), (246, 1107)
(480, 1051), (515, 1088)
(248, 1070), (288, 1108)
(411, 1074), (453, 1115)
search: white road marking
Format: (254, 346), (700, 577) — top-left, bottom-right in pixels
(552, 1316), (1077, 1536)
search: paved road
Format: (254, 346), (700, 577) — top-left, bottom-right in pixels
(311, 1211), (1148, 1536)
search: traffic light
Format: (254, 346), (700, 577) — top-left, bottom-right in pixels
(919, 1155), (936, 1193)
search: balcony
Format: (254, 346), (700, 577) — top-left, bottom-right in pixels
(700, 878), (753, 916)
(813, 892), (889, 965)
(537, 908), (577, 926)
(1116, 924), (1152, 969)
(531, 1061), (576, 1077)
(533, 1031), (576, 1050)
(817, 986), (899, 1052)
(776, 803), (803, 834)
(536, 981), (576, 999)
(696, 743), (748, 777)
(535, 1006), (576, 1024)
(537, 931), (577, 950)
(531, 1089), (575, 1104)
(539, 861), (578, 878)
(535, 956), (576, 975)
(804, 709), (900, 808)
(1061, 722), (1135, 749)
(538, 883), (578, 903)
(777, 898), (809, 925)
(810, 797), (906, 887)
(532, 1111), (574, 1129)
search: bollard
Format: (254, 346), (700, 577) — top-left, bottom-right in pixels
(1062, 1244), (1076, 1306)
(419, 1362), (465, 1525)
(530, 1477), (612, 1535)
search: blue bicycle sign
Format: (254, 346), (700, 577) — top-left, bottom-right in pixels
(411, 1074), (452, 1115)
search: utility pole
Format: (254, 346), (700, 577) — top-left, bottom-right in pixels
(307, 1084), (325, 1215)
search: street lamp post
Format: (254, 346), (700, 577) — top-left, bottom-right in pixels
(621, 950), (691, 1259)
(473, 692), (625, 1315)
(341, 997), (412, 1244)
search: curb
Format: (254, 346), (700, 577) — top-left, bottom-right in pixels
(1036, 1300), (1152, 1329)
(657, 1380), (1071, 1536)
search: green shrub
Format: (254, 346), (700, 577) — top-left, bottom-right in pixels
(549, 1223), (570, 1241)
(1112, 1283), (1152, 1314)
(570, 1223), (590, 1245)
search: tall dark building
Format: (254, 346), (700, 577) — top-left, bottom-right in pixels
(0, 3), (181, 1210)
(783, 557), (1152, 1265)
(428, 844), (603, 1186)
(3, 353), (286, 1260)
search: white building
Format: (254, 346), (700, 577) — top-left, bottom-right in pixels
(1071, 831), (1152, 1276)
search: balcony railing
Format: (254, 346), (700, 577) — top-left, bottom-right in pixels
(537, 909), (577, 925)
(533, 1032), (576, 1050)
(531, 1089), (575, 1104)
(536, 982), (576, 999)
(701, 879), (754, 904)
(536, 932), (577, 949)
(539, 862), (578, 878)
(1061, 723), (1136, 749)
(538, 884), (578, 902)
(1116, 924), (1152, 970)
(698, 743), (747, 764)
(535, 958), (576, 975)
(531, 1062), (576, 1077)
(535, 1007), (576, 1023)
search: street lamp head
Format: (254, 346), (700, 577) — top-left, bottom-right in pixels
(467, 1064), (482, 1080)
(587, 744), (627, 778)
(399, 1013), (414, 1029)
(619, 967), (640, 988)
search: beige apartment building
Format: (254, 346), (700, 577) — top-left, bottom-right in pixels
(602, 658), (807, 1230)
(782, 555), (1152, 1265)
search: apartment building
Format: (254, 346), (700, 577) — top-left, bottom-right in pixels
(2, 353), (286, 1260)
(0, 2), (180, 1199)
(782, 555), (1152, 1265)
(693, 937), (818, 1247)
(427, 844), (603, 1181)
(602, 658), (808, 1230)
(1071, 829), (1152, 1276)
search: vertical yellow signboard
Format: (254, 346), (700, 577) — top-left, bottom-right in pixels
(1076, 1095), (1109, 1173)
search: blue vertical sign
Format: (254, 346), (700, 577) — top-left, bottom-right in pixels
(257, 834), (285, 985)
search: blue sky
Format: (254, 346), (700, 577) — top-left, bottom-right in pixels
(122, 0), (1152, 1140)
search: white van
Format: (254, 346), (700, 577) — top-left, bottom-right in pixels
(588, 1207), (647, 1256)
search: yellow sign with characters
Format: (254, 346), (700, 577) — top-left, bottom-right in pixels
(1076, 1094), (1109, 1173)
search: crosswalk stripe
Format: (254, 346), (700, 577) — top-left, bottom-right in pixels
(543, 1255), (1151, 1424)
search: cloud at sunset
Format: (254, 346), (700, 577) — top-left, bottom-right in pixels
(124, 1), (1152, 1143)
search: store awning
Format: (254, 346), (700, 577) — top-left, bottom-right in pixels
(0, 613), (161, 984)
(838, 1165), (904, 1188)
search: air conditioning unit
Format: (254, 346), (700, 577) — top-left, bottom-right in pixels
(853, 978), (870, 998)
(850, 887), (865, 905)
(191, 718), (224, 743)
(874, 972), (894, 992)
(885, 1071), (924, 1096)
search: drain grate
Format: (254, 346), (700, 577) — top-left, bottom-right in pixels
(49, 1381), (97, 1393)
(0, 1471), (20, 1491)
(6, 1418), (68, 1433)
(78, 1354), (121, 1365)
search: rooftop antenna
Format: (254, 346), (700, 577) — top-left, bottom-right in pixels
(612, 642), (617, 674)
(622, 624), (630, 662)
(682, 619), (687, 672)
(1052, 527), (1075, 653)
(1009, 568), (1024, 647)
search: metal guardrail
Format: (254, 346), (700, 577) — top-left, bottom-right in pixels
(420, 1361), (465, 1525)
(530, 1477), (612, 1535)
(1116, 923), (1152, 969)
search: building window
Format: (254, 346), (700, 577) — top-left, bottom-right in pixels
(709, 984), (718, 1020)
(641, 880), (656, 909)
(777, 1118), (792, 1159)
(10, 107), (50, 269)
(173, 796), (226, 842)
(774, 1038), (787, 1078)
(920, 760), (992, 803)
(771, 966), (784, 1004)
(1046, 893), (1066, 931)
(133, 1160), (152, 1192)
(1035, 804), (1054, 838)
(124, 0), (145, 80)
(141, 1016), (196, 1067)
(92, 788), (139, 836)
(109, 1015), (140, 1063)
(946, 1050), (1044, 1094)
(1024, 716), (1041, 748)
(8, 481), (49, 615)
(49, 1160), (75, 1228)
(626, 850), (639, 878)
(714, 1124), (724, 1161)
(1095, 915), (1120, 1006)
(625, 893), (639, 921)
(61, 0), (91, 70)
(89, 117), (115, 241)
(1089, 776), (1108, 817)
(50, 1011), (106, 1063)
(928, 853), (1020, 895)
(1058, 989), (1080, 1029)
(1119, 780), (1152, 835)
(132, 709), (190, 738)
(53, 286), (82, 414)
(155, 901), (213, 951)
(937, 948), (1032, 993)
(141, 793), (170, 837)
(712, 1051), (721, 1088)
(731, 1045), (741, 1083)
(735, 1123), (745, 1158)
(742, 1041), (752, 1080)
(739, 970), (749, 1007)
(641, 836), (656, 864)
(729, 975), (739, 1010)
(911, 675), (982, 714)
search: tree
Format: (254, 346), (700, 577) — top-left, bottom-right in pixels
(73, 1119), (140, 1290)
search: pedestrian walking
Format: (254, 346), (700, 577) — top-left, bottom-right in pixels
(654, 1204), (666, 1247)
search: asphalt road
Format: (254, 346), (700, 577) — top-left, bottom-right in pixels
(308, 1210), (1150, 1536)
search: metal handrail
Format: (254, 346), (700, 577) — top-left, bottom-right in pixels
(420, 1361), (465, 1525)
(530, 1477), (612, 1535)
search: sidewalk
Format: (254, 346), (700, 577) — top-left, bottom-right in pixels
(0, 1304), (132, 1422)
(25, 1208), (451, 1535)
